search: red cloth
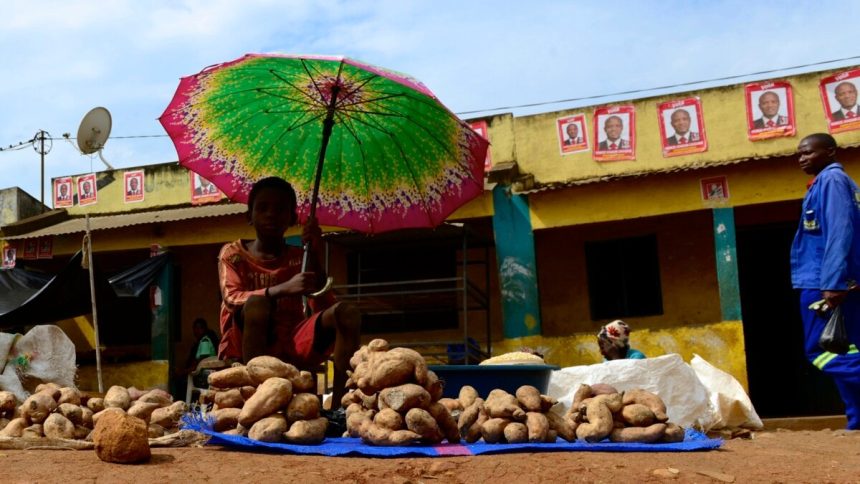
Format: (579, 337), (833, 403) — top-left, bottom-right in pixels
(217, 240), (335, 367)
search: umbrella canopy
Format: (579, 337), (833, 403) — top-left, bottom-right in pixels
(159, 53), (488, 233)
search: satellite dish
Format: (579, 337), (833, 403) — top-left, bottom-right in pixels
(76, 107), (112, 155)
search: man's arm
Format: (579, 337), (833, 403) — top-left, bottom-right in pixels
(820, 173), (855, 306)
(218, 248), (265, 311)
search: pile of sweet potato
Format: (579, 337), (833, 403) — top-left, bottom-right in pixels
(342, 339), (460, 445)
(440, 384), (574, 444)
(202, 356), (327, 444)
(564, 383), (685, 443)
(0, 384), (185, 440)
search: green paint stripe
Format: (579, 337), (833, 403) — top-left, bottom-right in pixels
(813, 344), (859, 369)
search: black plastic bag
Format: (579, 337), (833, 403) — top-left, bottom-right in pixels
(819, 305), (851, 354)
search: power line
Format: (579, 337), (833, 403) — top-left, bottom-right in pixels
(0, 137), (36, 152)
(456, 54), (860, 116)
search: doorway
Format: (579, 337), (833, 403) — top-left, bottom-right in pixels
(736, 222), (844, 417)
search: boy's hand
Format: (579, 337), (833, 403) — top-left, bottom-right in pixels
(274, 272), (317, 297)
(302, 217), (322, 251)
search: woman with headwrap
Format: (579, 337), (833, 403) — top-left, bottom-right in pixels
(597, 320), (646, 361)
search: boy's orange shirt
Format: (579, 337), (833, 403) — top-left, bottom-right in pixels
(217, 239), (333, 360)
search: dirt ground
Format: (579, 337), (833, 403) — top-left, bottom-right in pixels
(2, 429), (859, 483)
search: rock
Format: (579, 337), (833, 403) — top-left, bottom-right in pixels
(652, 468), (679, 479)
(695, 470), (735, 483)
(92, 411), (151, 463)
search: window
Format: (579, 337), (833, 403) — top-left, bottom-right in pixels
(585, 234), (663, 320)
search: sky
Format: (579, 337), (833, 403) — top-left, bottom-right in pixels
(2, 0), (860, 203)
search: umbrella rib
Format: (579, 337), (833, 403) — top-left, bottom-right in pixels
(267, 69), (328, 109)
(256, 110), (328, 174)
(334, 112), (374, 232)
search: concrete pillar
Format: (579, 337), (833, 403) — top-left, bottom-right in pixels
(712, 207), (742, 320)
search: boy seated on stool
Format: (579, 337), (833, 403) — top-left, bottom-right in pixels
(216, 176), (361, 409)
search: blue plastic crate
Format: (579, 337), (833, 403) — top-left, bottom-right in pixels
(428, 364), (560, 399)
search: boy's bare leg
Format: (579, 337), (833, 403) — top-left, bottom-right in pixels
(321, 302), (361, 406)
(241, 295), (271, 363)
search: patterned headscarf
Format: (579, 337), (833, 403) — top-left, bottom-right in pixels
(598, 320), (631, 349)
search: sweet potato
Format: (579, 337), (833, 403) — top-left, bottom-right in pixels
(246, 355), (299, 385)
(210, 407), (241, 432)
(539, 395), (558, 413)
(515, 385), (542, 412)
(427, 402), (460, 444)
(622, 389), (668, 422)
(57, 387), (81, 406)
(609, 423), (667, 443)
(503, 422), (528, 443)
(621, 403), (656, 427)
(546, 409), (577, 442)
(481, 417), (511, 444)
(465, 410), (488, 443)
(593, 393), (624, 413)
(544, 429), (559, 443)
(484, 389), (526, 421)
(80, 406), (94, 428)
(92, 408), (125, 427)
(208, 366), (254, 388)
(378, 384), (431, 413)
(43, 413), (75, 439)
(57, 402), (83, 425)
(373, 408), (403, 431)
(286, 393), (321, 423)
(126, 386), (146, 402)
(137, 389), (173, 407)
(361, 423), (421, 446)
(405, 408), (443, 443)
(238, 377), (292, 427)
(347, 410), (374, 437)
(424, 370), (444, 402)
(352, 346), (429, 394)
(87, 398), (105, 413)
(214, 388), (245, 409)
(150, 401), (187, 428)
(104, 386), (131, 410)
(22, 392), (57, 424)
(341, 390), (361, 408)
(575, 398), (613, 443)
(127, 401), (161, 423)
(525, 411), (549, 443)
(34, 383), (61, 400)
(240, 386), (256, 400)
(248, 414), (288, 442)
(147, 423), (166, 438)
(22, 424), (44, 439)
(590, 383), (619, 395)
(0, 417), (8, 430)
(0, 417), (27, 437)
(0, 391), (16, 416)
(438, 398), (462, 413)
(74, 424), (91, 440)
(283, 417), (328, 444)
(661, 423), (685, 443)
(570, 384), (593, 410)
(290, 371), (316, 394)
(354, 389), (378, 410)
(457, 398), (485, 438)
(458, 385), (479, 409)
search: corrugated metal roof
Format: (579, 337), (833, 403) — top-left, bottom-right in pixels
(1, 203), (246, 240)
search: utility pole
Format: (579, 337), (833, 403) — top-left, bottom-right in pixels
(33, 130), (52, 212)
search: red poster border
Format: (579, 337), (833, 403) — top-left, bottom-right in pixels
(592, 105), (636, 162)
(557, 114), (589, 155)
(744, 81), (796, 141)
(657, 97), (708, 158)
(700, 176), (730, 202)
(37, 237), (53, 259)
(77, 173), (98, 206)
(819, 68), (860, 134)
(124, 170), (145, 204)
(469, 120), (492, 171)
(53, 177), (73, 208)
(190, 172), (223, 205)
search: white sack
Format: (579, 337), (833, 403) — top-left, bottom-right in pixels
(547, 354), (716, 430)
(0, 326), (77, 401)
(690, 354), (763, 430)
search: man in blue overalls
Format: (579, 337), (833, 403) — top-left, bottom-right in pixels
(791, 132), (860, 430)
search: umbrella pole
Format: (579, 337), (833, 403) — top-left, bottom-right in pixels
(84, 215), (104, 393)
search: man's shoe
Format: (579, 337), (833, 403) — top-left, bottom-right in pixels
(322, 407), (347, 437)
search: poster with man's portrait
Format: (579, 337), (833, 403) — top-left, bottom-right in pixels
(2, 246), (16, 270)
(592, 105), (635, 162)
(21, 239), (37, 260)
(190, 172), (222, 205)
(469, 120), (492, 171)
(124, 170), (145, 204)
(820, 69), (860, 134)
(556, 114), (589, 155)
(76, 173), (98, 206)
(745, 81), (796, 141)
(657, 98), (708, 157)
(37, 238), (53, 259)
(53, 177), (73, 208)
(700, 176), (730, 202)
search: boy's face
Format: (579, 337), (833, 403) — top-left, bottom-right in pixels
(249, 187), (295, 238)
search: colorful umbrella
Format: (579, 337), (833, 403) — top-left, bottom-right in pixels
(159, 53), (488, 234)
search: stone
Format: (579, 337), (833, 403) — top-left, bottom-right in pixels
(652, 468), (679, 479)
(93, 410), (151, 463)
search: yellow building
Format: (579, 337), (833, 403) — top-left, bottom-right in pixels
(3, 65), (859, 418)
